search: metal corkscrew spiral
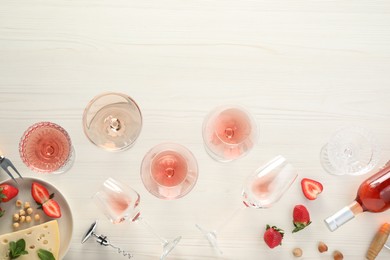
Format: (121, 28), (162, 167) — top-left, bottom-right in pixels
(82, 220), (133, 259)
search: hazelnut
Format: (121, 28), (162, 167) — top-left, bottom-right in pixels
(12, 214), (20, 222)
(333, 250), (344, 260)
(12, 222), (19, 229)
(19, 209), (26, 216)
(26, 207), (33, 215)
(318, 241), (328, 253)
(292, 247), (303, 257)
(19, 216), (26, 223)
(26, 216), (32, 223)
(34, 214), (40, 221)
(15, 200), (23, 207)
(24, 202), (30, 209)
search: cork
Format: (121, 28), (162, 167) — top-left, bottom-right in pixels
(366, 223), (390, 260)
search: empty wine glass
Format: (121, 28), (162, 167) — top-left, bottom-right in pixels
(83, 92), (142, 152)
(196, 155), (298, 254)
(141, 143), (198, 200)
(19, 122), (75, 174)
(94, 178), (181, 260)
(202, 105), (258, 162)
(320, 126), (381, 175)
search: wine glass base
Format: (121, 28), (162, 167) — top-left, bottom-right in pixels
(160, 236), (181, 260)
(195, 224), (223, 254)
(320, 145), (344, 175)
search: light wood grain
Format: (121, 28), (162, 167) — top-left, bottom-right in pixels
(0, 0), (389, 259)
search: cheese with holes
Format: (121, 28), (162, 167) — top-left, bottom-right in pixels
(0, 220), (60, 260)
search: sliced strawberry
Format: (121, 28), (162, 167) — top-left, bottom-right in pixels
(42, 200), (61, 218)
(263, 225), (284, 249)
(301, 178), (323, 200)
(0, 184), (19, 202)
(31, 182), (50, 204)
(292, 204), (311, 233)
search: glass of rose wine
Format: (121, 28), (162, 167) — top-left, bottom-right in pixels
(320, 126), (380, 176)
(196, 155), (298, 254)
(141, 143), (198, 200)
(83, 92), (142, 152)
(202, 105), (258, 162)
(94, 178), (182, 260)
(19, 121), (74, 174)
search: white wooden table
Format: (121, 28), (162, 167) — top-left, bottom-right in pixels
(0, 0), (389, 259)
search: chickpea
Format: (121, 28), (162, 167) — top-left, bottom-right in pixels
(13, 213), (20, 222)
(26, 207), (33, 215)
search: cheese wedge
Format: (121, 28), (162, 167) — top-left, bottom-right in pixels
(0, 220), (60, 260)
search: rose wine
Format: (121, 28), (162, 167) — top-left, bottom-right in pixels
(203, 106), (257, 162)
(325, 162), (390, 231)
(19, 122), (72, 173)
(141, 143), (198, 200)
(151, 151), (188, 187)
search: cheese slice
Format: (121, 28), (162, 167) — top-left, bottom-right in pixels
(0, 220), (60, 260)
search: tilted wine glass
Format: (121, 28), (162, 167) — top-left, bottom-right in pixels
(202, 105), (258, 162)
(320, 126), (380, 176)
(83, 92), (142, 152)
(19, 121), (75, 174)
(141, 142), (198, 200)
(196, 155), (298, 254)
(94, 177), (181, 260)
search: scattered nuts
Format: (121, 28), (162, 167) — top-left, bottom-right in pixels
(26, 207), (33, 215)
(318, 241), (328, 253)
(333, 250), (344, 260)
(24, 202), (30, 209)
(19, 209), (26, 216)
(292, 247), (303, 257)
(15, 200), (22, 207)
(12, 213), (20, 222)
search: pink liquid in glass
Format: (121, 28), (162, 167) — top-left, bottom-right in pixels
(19, 122), (71, 173)
(151, 151), (188, 187)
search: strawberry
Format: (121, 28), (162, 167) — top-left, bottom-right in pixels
(0, 184), (19, 202)
(301, 178), (323, 200)
(0, 207), (4, 217)
(263, 225), (284, 249)
(292, 204), (311, 233)
(42, 200), (61, 218)
(31, 182), (50, 204)
(31, 182), (61, 218)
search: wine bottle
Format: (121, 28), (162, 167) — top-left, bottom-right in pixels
(325, 162), (390, 231)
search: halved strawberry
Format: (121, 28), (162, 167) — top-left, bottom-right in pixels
(263, 225), (284, 249)
(0, 184), (19, 202)
(292, 204), (311, 233)
(42, 200), (61, 218)
(31, 182), (50, 204)
(301, 178), (323, 200)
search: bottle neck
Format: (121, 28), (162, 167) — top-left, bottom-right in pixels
(324, 200), (363, 232)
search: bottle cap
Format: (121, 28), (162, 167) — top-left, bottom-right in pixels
(324, 206), (355, 232)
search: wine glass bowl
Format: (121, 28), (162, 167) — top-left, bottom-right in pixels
(202, 105), (258, 162)
(242, 155), (298, 208)
(141, 143), (198, 200)
(19, 121), (74, 174)
(93, 178), (181, 260)
(320, 126), (380, 176)
(83, 92), (142, 152)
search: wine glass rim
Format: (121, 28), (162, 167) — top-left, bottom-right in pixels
(19, 121), (73, 173)
(82, 92), (143, 152)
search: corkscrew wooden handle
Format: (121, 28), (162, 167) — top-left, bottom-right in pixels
(366, 223), (390, 260)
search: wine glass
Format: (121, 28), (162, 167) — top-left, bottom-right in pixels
(19, 121), (75, 174)
(320, 126), (381, 175)
(83, 92), (142, 152)
(94, 177), (182, 260)
(202, 105), (258, 162)
(196, 155), (298, 254)
(141, 143), (198, 200)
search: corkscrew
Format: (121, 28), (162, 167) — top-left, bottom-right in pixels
(82, 220), (133, 259)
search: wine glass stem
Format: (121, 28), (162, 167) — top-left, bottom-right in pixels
(214, 205), (246, 235)
(136, 217), (168, 245)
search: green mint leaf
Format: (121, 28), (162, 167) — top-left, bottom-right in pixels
(8, 239), (28, 259)
(38, 249), (56, 260)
